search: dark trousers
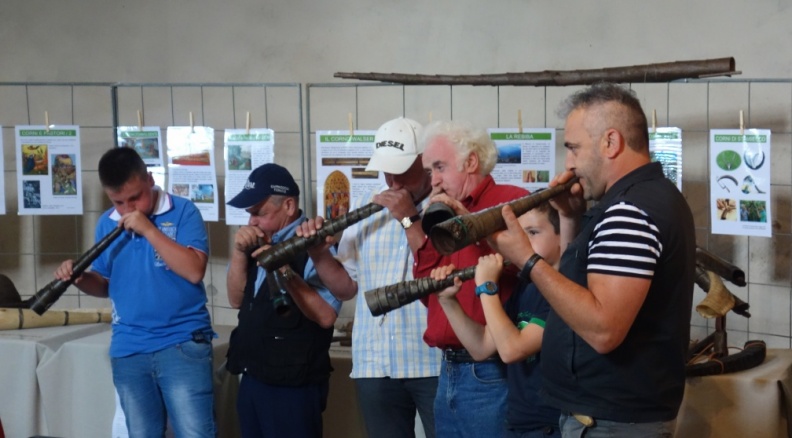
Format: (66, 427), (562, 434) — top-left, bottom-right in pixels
(355, 377), (439, 438)
(237, 374), (329, 438)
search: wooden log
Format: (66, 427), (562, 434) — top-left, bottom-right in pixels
(334, 57), (737, 87)
(0, 308), (111, 330)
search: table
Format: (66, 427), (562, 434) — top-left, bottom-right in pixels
(0, 323), (238, 438)
(675, 348), (792, 437)
(0, 323), (110, 438)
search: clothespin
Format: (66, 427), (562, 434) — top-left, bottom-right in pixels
(45, 111), (50, 132)
(348, 113), (354, 136)
(190, 111), (195, 133)
(137, 110), (143, 130)
(517, 109), (523, 134)
(651, 109), (657, 134)
(739, 110), (744, 136)
(429, 112), (433, 123)
(246, 112), (251, 135)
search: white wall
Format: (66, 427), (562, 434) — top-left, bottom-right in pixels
(1, 1), (792, 345)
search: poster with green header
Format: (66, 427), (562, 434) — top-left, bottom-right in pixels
(0, 128), (4, 215)
(224, 129), (275, 225)
(710, 129), (771, 237)
(488, 128), (555, 192)
(315, 130), (379, 220)
(167, 126), (218, 222)
(15, 125), (82, 215)
(649, 127), (682, 191)
(117, 126), (165, 188)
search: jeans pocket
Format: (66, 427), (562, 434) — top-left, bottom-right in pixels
(177, 340), (212, 361)
(471, 362), (506, 384)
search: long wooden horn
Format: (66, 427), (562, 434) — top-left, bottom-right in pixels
(429, 177), (578, 255)
(28, 226), (124, 315)
(256, 202), (384, 271)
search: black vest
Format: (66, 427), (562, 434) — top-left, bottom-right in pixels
(226, 251), (334, 386)
(541, 162), (695, 423)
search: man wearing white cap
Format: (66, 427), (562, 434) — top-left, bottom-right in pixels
(297, 117), (441, 438)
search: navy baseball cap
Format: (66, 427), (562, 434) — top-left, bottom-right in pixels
(227, 163), (300, 209)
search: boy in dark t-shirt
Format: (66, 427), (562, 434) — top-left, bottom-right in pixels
(431, 201), (561, 437)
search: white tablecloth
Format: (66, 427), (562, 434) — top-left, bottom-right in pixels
(0, 324), (237, 438)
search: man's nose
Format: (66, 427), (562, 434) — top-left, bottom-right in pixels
(565, 151), (575, 171)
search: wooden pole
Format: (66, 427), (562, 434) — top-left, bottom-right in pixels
(0, 308), (111, 330)
(334, 57), (738, 87)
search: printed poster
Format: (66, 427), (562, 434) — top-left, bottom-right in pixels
(167, 126), (219, 222)
(224, 129), (275, 225)
(315, 131), (380, 220)
(649, 127), (683, 191)
(488, 128), (555, 192)
(15, 125), (83, 215)
(0, 129), (4, 215)
(117, 126), (166, 188)
(710, 129), (771, 237)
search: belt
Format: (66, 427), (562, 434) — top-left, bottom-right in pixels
(571, 413), (595, 428)
(442, 348), (501, 363)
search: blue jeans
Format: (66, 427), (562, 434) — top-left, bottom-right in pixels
(559, 413), (675, 437)
(111, 341), (216, 438)
(355, 377), (439, 438)
(435, 360), (508, 438)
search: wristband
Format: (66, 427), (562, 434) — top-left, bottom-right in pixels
(518, 253), (543, 283)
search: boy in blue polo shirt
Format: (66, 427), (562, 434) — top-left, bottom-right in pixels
(54, 147), (216, 437)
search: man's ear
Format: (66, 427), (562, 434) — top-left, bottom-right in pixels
(464, 151), (479, 174)
(285, 197), (299, 215)
(601, 129), (624, 159)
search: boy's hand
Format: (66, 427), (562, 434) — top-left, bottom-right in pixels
(430, 264), (462, 300)
(475, 253), (503, 285)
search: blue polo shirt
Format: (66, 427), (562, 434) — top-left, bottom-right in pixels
(91, 188), (212, 358)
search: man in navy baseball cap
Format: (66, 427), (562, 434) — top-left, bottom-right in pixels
(227, 163), (300, 209)
(225, 161), (341, 437)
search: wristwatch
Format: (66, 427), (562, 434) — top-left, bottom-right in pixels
(400, 214), (421, 230)
(475, 281), (499, 296)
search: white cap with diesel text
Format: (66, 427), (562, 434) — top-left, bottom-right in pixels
(365, 117), (424, 175)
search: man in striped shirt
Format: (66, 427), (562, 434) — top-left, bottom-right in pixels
(298, 117), (441, 438)
(490, 83), (695, 437)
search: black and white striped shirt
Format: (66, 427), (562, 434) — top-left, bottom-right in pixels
(588, 202), (662, 279)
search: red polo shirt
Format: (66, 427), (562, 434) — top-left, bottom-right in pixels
(415, 175), (528, 349)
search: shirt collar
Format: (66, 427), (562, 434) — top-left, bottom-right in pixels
(271, 210), (305, 245)
(462, 174), (496, 208)
(109, 186), (171, 220)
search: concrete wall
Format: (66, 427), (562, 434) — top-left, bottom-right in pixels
(1, 0), (792, 347)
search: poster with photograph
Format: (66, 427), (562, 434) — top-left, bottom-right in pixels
(488, 128), (555, 192)
(315, 130), (380, 220)
(223, 129), (275, 225)
(117, 126), (166, 188)
(0, 128), (5, 215)
(649, 127), (683, 191)
(710, 129), (772, 237)
(15, 126), (83, 215)
(167, 126), (218, 222)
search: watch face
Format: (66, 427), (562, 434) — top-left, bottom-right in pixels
(476, 281), (498, 296)
(401, 217), (412, 228)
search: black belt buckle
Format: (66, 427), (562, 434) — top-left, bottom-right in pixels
(191, 330), (212, 344)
